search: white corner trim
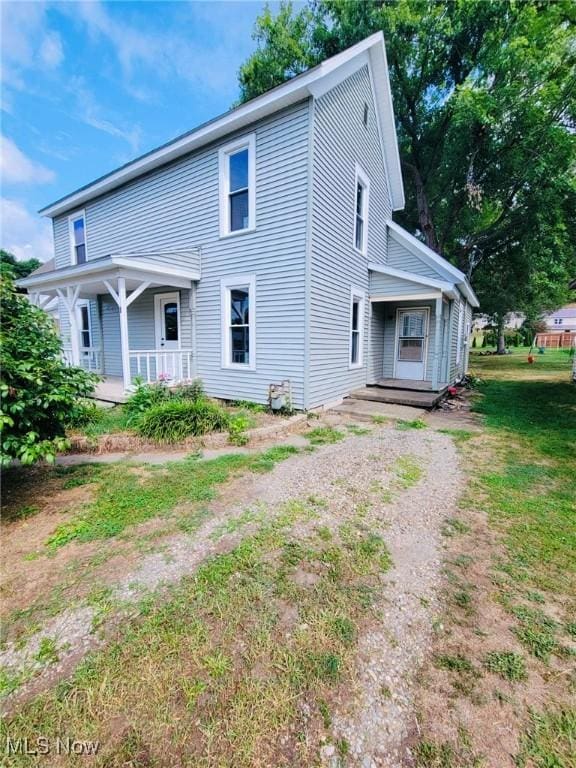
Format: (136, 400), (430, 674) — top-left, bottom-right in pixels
(218, 133), (256, 238)
(353, 164), (370, 256)
(349, 285), (366, 369)
(220, 274), (256, 371)
(67, 209), (87, 265)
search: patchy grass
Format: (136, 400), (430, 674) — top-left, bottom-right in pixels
(4, 514), (391, 767)
(306, 426), (345, 445)
(393, 454), (424, 488)
(515, 709), (576, 768)
(437, 428), (475, 443)
(396, 418), (427, 431)
(345, 423), (372, 436)
(46, 447), (298, 549)
(483, 651), (526, 682)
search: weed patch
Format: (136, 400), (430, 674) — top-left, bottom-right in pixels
(306, 426), (345, 445)
(483, 651), (526, 681)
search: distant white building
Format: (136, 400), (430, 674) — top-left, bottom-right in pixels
(472, 312), (525, 331)
(543, 303), (576, 333)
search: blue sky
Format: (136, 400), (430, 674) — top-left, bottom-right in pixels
(1, 0), (286, 262)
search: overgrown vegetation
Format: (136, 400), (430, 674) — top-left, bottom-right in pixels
(0, 275), (97, 464)
(136, 399), (230, 442)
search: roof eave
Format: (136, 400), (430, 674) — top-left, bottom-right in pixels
(39, 32), (405, 218)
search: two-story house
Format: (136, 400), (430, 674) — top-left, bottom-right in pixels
(19, 32), (478, 411)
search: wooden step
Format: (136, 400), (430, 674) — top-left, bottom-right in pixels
(348, 387), (443, 409)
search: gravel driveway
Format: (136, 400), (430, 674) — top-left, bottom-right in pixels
(1, 422), (463, 766)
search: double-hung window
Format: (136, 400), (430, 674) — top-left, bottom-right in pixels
(349, 287), (366, 368)
(219, 134), (256, 237)
(69, 211), (87, 264)
(221, 275), (256, 369)
(354, 165), (369, 254)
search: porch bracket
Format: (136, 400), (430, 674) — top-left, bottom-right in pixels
(431, 295), (443, 391)
(56, 286), (81, 365)
(125, 280), (151, 307)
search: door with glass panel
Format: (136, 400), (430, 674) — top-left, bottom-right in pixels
(395, 308), (428, 380)
(154, 292), (180, 380)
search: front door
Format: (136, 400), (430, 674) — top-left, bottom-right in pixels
(395, 308), (428, 380)
(154, 292), (180, 380)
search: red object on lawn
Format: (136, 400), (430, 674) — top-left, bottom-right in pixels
(448, 386), (459, 396)
(527, 355), (534, 364)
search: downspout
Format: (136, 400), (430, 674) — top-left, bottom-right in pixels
(302, 96), (315, 411)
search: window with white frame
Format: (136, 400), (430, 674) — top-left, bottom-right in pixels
(76, 300), (92, 349)
(349, 287), (365, 368)
(219, 134), (256, 237)
(69, 211), (87, 264)
(221, 275), (256, 369)
(353, 165), (369, 254)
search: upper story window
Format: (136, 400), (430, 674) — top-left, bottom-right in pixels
(68, 211), (87, 264)
(219, 134), (256, 237)
(221, 274), (256, 369)
(353, 165), (370, 255)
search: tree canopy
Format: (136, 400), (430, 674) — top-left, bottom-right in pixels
(0, 275), (96, 466)
(0, 249), (41, 281)
(238, 0), (576, 326)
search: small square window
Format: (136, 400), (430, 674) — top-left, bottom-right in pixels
(363, 102), (369, 127)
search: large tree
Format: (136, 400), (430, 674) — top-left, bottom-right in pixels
(0, 249), (41, 280)
(238, 0), (576, 348)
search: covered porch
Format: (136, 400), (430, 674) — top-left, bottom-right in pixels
(20, 251), (200, 393)
(368, 263), (458, 396)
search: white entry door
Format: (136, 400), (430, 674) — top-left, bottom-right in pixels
(395, 308), (428, 380)
(154, 292), (180, 380)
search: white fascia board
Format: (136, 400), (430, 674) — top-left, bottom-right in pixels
(387, 221), (466, 282)
(368, 262), (454, 293)
(17, 256), (199, 291)
(39, 32), (405, 218)
(457, 281), (480, 307)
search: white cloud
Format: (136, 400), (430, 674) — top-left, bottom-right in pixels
(39, 32), (64, 69)
(0, 135), (55, 184)
(69, 77), (142, 153)
(1, 198), (53, 262)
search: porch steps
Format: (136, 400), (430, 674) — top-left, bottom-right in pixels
(331, 399), (427, 422)
(348, 386), (445, 409)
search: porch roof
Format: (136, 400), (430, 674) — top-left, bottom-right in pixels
(16, 252), (200, 298)
(368, 263), (459, 302)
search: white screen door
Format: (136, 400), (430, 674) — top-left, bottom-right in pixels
(154, 292), (180, 379)
(395, 309), (428, 380)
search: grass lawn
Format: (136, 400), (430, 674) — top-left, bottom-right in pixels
(413, 346), (576, 767)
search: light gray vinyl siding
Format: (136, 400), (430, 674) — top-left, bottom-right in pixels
(370, 271), (438, 297)
(307, 65), (392, 408)
(52, 101), (310, 407)
(368, 302), (386, 384)
(387, 240), (440, 279)
(448, 294), (471, 382)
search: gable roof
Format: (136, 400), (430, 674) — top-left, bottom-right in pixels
(39, 32), (404, 218)
(387, 220), (479, 307)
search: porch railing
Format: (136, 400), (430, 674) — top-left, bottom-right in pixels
(129, 349), (194, 385)
(62, 347), (103, 374)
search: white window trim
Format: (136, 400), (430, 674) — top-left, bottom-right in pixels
(76, 299), (92, 349)
(349, 286), (366, 369)
(220, 274), (256, 370)
(68, 209), (88, 265)
(353, 164), (370, 255)
(456, 301), (464, 364)
(218, 133), (256, 238)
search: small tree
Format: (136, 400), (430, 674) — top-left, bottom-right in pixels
(0, 275), (97, 465)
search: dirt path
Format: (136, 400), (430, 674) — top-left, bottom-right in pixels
(1, 424), (464, 766)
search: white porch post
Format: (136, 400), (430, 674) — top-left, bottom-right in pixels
(431, 294), (443, 391)
(57, 286), (81, 365)
(117, 277), (131, 391)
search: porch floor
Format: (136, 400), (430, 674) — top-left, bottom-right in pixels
(91, 377), (129, 405)
(348, 384), (446, 409)
(375, 378), (436, 392)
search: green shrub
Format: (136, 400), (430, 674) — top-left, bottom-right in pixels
(136, 400), (230, 442)
(228, 413), (251, 446)
(173, 379), (205, 402)
(66, 399), (104, 429)
(124, 379), (169, 422)
(0, 275), (97, 465)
